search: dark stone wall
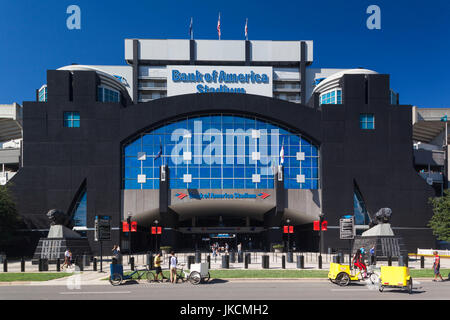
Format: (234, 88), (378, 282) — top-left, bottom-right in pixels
(9, 70), (436, 254)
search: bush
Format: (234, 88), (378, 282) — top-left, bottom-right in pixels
(272, 244), (284, 250)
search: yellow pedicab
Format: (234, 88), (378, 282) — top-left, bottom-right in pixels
(378, 266), (413, 294)
(328, 262), (379, 286)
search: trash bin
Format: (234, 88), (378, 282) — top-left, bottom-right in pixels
(187, 255), (195, 269)
(297, 255), (304, 269)
(41, 258), (49, 272)
(287, 251), (293, 263)
(230, 251), (236, 263)
(146, 253), (154, 269)
(221, 255), (229, 269)
(245, 253), (251, 264)
(262, 255), (269, 269)
(195, 251), (202, 263)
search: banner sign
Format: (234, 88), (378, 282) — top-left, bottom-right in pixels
(95, 215), (111, 241)
(175, 192), (270, 200)
(167, 65), (273, 97)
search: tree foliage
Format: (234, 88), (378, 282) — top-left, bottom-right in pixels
(428, 190), (450, 242)
(0, 185), (21, 247)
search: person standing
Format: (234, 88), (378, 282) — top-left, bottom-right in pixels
(433, 251), (444, 282)
(369, 245), (375, 265)
(237, 243), (242, 255)
(169, 251), (178, 283)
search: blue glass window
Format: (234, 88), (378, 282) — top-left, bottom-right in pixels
(72, 191), (87, 227)
(98, 86), (120, 103)
(63, 112), (80, 128)
(320, 89), (342, 105)
(354, 185), (370, 225)
(122, 114), (320, 190)
(360, 114), (375, 130)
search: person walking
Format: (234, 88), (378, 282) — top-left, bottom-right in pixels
(169, 251), (178, 283)
(63, 249), (72, 269)
(432, 251), (444, 282)
(154, 252), (164, 282)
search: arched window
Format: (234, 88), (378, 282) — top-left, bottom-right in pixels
(122, 114), (320, 190)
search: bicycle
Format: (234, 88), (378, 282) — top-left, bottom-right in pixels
(329, 263), (379, 286)
(172, 263), (203, 285)
(110, 265), (154, 286)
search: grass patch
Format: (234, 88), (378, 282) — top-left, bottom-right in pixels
(209, 269), (329, 278)
(0, 273), (72, 282)
(409, 269), (450, 278)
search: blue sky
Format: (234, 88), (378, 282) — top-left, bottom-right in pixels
(0, 0), (449, 107)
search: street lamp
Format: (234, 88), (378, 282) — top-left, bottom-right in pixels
(127, 212), (133, 257)
(154, 219), (159, 252)
(286, 218), (291, 253)
(319, 213), (325, 257)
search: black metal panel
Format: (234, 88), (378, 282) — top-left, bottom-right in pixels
(9, 70), (437, 254)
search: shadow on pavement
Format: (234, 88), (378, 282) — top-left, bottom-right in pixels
(204, 279), (229, 285)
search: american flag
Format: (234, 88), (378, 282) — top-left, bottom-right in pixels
(217, 13), (221, 40)
(245, 18), (248, 40)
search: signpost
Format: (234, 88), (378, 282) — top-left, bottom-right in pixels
(95, 215), (111, 272)
(340, 216), (355, 267)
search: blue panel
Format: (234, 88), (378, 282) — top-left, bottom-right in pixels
(234, 179), (244, 189)
(245, 179), (256, 189)
(223, 179), (234, 189)
(211, 179), (221, 189)
(188, 179), (199, 189)
(200, 179), (211, 189)
(124, 179), (139, 189)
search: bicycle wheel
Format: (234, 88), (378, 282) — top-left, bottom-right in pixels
(189, 271), (201, 285)
(336, 272), (350, 286)
(407, 279), (413, 294)
(110, 273), (123, 286)
(146, 271), (155, 282)
(369, 272), (380, 285)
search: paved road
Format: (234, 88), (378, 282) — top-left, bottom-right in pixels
(0, 279), (448, 300)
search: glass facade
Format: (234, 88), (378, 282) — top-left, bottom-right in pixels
(63, 112), (80, 128)
(354, 186), (370, 225)
(72, 191), (87, 227)
(98, 86), (120, 103)
(320, 89), (342, 105)
(123, 114), (320, 190)
(360, 114), (375, 130)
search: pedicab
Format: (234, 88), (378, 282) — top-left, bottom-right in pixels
(328, 262), (379, 286)
(378, 266), (413, 294)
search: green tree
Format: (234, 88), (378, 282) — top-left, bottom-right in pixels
(0, 185), (21, 248)
(428, 190), (450, 242)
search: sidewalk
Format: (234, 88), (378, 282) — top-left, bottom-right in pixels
(1, 252), (448, 286)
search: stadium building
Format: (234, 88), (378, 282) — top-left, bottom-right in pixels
(8, 38), (444, 254)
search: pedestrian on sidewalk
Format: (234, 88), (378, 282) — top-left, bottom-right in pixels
(432, 251), (444, 282)
(169, 251), (178, 283)
(154, 252), (164, 282)
(369, 245), (375, 265)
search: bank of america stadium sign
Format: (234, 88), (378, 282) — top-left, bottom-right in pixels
(175, 192), (270, 200)
(167, 65), (272, 97)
